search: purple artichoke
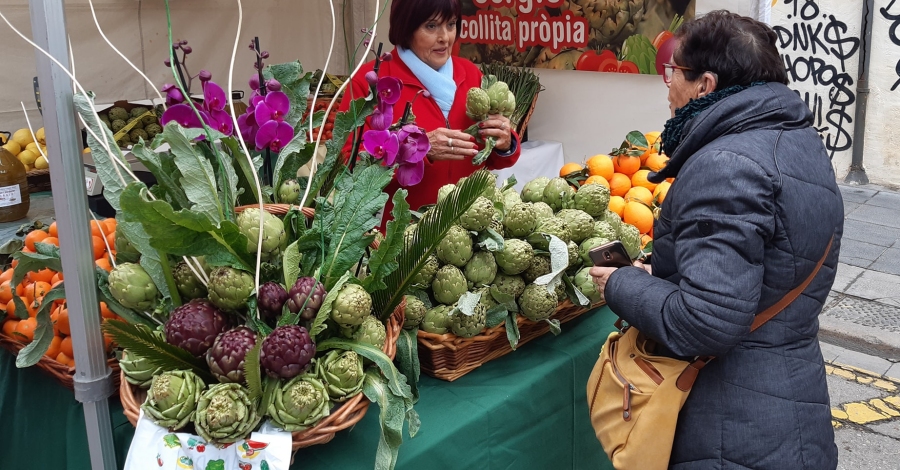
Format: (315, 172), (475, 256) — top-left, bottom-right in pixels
(259, 325), (315, 379)
(164, 299), (229, 356)
(286, 277), (326, 322)
(257, 281), (289, 324)
(205, 326), (257, 383)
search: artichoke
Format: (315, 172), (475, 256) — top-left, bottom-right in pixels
(142, 370), (205, 430)
(141, 114), (158, 127)
(129, 128), (148, 143)
(619, 223), (642, 259)
(568, 240), (582, 268)
(412, 255), (440, 287)
(111, 119), (126, 132)
(504, 203), (538, 238)
(260, 325), (316, 379)
(236, 208), (286, 261)
(466, 87), (491, 120)
(522, 255), (552, 284)
(487, 81), (510, 115)
(145, 123), (162, 138)
(450, 303), (487, 338)
(120, 349), (164, 389)
(580, 237), (611, 266)
(286, 277), (327, 322)
(464, 251), (498, 288)
(531, 201), (555, 221)
(501, 189), (522, 209)
(108, 106), (129, 122)
(172, 261), (208, 301)
(330, 283), (372, 327)
(603, 209), (622, 236)
(421, 305), (454, 334)
(575, 182), (611, 217)
(489, 218), (505, 238)
(492, 273), (526, 299)
(108, 262), (158, 311)
(114, 229), (141, 264)
(164, 299), (229, 357)
(542, 177), (575, 212)
(349, 315), (387, 350)
(494, 239), (534, 275)
(575, 267), (604, 304)
(268, 374), (330, 431)
(278, 179), (302, 204)
(207, 267), (254, 311)
(437, 184), (456, 204)
(257, 281), (289, 324)
(130, 106), (149, 119)
(519, 284), (558, 321)
(205, 326), (257, 384)
(557, 209), (595, 244)
(459, 196), (495, 232)
(400, 296), (426, 330)
(316, 350), (365, 402)
(592, 220), (618, 241)
(194, 383), (261, 444)
(436, 225), (474, 267)
(536, 217), (571, 245)
(521, 177), (550, 203)
(432, 264), (468, 305)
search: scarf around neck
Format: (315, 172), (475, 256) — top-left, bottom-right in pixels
(397, 47), (455, 118)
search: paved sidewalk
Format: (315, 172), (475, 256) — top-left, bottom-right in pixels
(819, 184), (900, 363)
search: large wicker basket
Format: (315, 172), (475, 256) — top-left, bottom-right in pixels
(417, 300), (601, 382)
(0, 332), (121, 391)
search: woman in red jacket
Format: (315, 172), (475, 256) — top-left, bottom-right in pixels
(338, 0), (521, 216)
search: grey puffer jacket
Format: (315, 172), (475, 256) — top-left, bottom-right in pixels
(605, 83), (842, 470)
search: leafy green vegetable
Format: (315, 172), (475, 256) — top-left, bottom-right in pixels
(130, 141), (191, 211)
(363, 189), (410, 292)
(160, 123), (225, 225)
(244, 338), (264, 403)
(262, 61), (312, 129)
(74, 92), (128, 211)
(16, 284), (66, 368)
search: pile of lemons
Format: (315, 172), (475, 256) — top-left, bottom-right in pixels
(1, 128), (49, 171)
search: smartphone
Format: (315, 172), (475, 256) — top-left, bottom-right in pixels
(589, 240), (632, 268)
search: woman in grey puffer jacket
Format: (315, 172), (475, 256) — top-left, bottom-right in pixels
(591, 11), (841, 469)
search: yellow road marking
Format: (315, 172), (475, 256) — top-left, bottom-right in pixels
(872, 399), (900, 417)
(825, 363), (900, 428)
(873, 380), (898, 392)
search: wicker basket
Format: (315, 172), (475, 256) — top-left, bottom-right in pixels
(0, 332), (121, 391)
(119, 305), (404, 450)
(26, 168), (52, 193)
(515, 92), (540, 138)
(417, 300), (601, 382)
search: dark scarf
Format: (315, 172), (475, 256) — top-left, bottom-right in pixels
(651, 82), (765, 183)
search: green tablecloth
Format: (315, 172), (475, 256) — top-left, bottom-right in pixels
(0, 306), (616, 469)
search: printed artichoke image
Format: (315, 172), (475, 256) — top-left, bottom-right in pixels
(164, 299), (229, 357)
(119, 349), (164, 389)
(260, 325), (316, 379)
(205, 326), (257, 384)
(207, 266), (254, 311)
(316, 350), (365, 402)
(268, 374), (331, 432)
(142, 370), (205, 430)
(564, 0), (646, 51)
(108, 262), (158, 311)
(194, 383), (261, 444)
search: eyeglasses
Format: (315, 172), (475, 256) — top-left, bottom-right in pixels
(663, 63), (693, 84)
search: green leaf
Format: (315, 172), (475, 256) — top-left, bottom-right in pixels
(102, 319), (214, 383)
(481, 74), (498, 89)
(222, 137), (262, 206)
(456, 291), (482, 317)
(11, 250), (62, 319)
(394, 328), (420, 403)
(273, 141), (316, 200)
(505, 312), (520, 350)
(625, 131), (649, 149)
(318, 165), (391, 291)
(472, 137), (495, 165)
(546, 318), (562, 336)
(305, 97), (374, 204)
(74, 92), (128, 211)
(310, 272), (352, 340)
(563, 274), (591, 307)
(15, 284), (67, 368)
(318, 337), (413, 400)
(475, 228), (504, 252)
(362, 370), (406, 470)
(534, 235), (568, 294)
(244, 338), (264, 402)
(33, 241), (60, 258)
(485, 304), (508, 328)
(160, 123), (224, 224)
(259, 376), (279, 417)
(372, 170), (493, 321)
(262, 61), (312, 128)
(117, 218), (172, 301)
(363, 189), (410, 292)
(499, 175), (517, 192)
(130, 142), (191, 210)
(489, 286), (518, 313)
(198, 140), (239, 221)
(282, 240), (301, 288)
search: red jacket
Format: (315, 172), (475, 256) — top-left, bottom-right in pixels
(338, 50), (520, 224)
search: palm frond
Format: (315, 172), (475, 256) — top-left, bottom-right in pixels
(102, 320), (214, 383)
(244, 338), (264, 403)
(373, 170), (492, 320)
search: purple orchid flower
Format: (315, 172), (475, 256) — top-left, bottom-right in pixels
(202, 80), (227, 112)
(237, 112), (258, 142)
(255, 120), (294, 153)
(377, 76), (402, 105)
(362, 130), (400, 162)
(392, 124), (430, 186)
(161, 83), (185, 107)
(369, 104), (394, 131)
(254, 91), (290, 123)
(160, 103), (206, 129)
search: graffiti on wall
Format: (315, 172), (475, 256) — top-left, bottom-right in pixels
(882, 0), (900, 91)
(773, 0), (860, 159)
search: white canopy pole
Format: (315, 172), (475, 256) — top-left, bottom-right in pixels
(28, 0), (117, 468)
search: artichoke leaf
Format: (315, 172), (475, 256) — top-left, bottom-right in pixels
(534, 235), (568, 294)
(455, 291), (482, 317)
(546, 318), (562, 336)
(244, 338), (264, 403)
(15, 284), (66, 367)
(221, 137), (261, 206)
(362, 369), (407, 470)
(262, 61), (313, 129)
(74, 92), (127, 210)
(505, 312), (521, 350)
(394, 329), (420, 403)
(102, 319), (214, 382)
(309, 271), (353, 340)
(475, 228), (504, 252)
(363, 189), (410, 292)
(130, 142), (191, 210)
(160, 123), (225, 225)
(317, 338), (413, 401)
(485, 304), (509, 328)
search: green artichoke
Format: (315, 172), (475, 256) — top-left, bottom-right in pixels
(412, 255), (440, 287)
(195, 383), (261, 444)
(402, 295), (428, 329)
(172, 261), (208, 301)
(450, 303), (487, 338)
(120, 349), (164, 389)
(592, 220), (618, 241)
(487, 81), (510, 114)
(466, 88), (491, 120)
(142, 370), (205, 430)
(268, 374), (330, 431)
(459, 197), (495, 232)
(522, 255), (552, 284)
(502, 189), (522, 209)
(492, 273), (526, 299)
(316, 350), (365, 402)
(535, 217), (571, 245)
(580, 237), (611, 266)
(574, 183), (611, 217)
(575, 267), (604, 304)
(108, 262), (158, 311)
(278, 179), (302, 204)
(437, 184), (456, 204)
(494, 239), (534, 275)
(542, 177), (575, 212)
(519, 284), (558, 322)
(504, 203), (538, 238)
(236, 208), (286, 261)
(521, 177), (550, 203)
(557, 209), (595, 244)
(432, 264), (469, 306)
(464, 251), (498, 288)
(421, 304), (454, 334)
(330, 283), (373, 327)
(603, 209), (622, 236)
(568, 240), (582, 268)
(619, 223), (642, 259)
(531, 202), (555, 221)
(436, 225), (474, 267)
(349, 315), (386, 350)
(207, 267), (254, 311)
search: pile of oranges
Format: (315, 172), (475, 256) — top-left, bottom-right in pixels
(559, 131), (673, 245)
(0, 218), (122, 368)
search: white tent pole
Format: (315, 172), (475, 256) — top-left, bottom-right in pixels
(28, 0), (117, 468)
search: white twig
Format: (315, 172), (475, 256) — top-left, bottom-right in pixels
(183, 257), (209, 287)
(68, 35), (75, 94)
(88, 0), (166, 108)
(20, 102), (46, 161)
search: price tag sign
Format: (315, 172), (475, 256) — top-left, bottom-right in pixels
(85, 176), (94, 193)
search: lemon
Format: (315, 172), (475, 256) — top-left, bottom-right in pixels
(12, 128), (34, 147)
(2, 141), (21, 156)
(18, 149), (38, 166)
(35, 127), (45, 145)
(24, 164), (34, 172)
(33, 155), (49, 170)
(26, 142), (39, 153)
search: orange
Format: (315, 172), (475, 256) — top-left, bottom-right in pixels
(608, 196), (626, 217)
(641, 131), (662, 163)
(45, 335), (62, 358)
(90, 220), (106, 238)
(559, 162), (584, 177)
(95, 258), (113, 272)
(48, 221), (58, 237)
(631, 170), (658, 193)
(583, 175), (610, 188)
(0, 268), (13, 283)
(60, 336), (73, 358)
(624, 186), (654, 206)
(645, 152), (670, 172)
(51, 272), (63, 284)
(56, 352), (73, 367)
(13, 317), (37, 342)
(25, 281), (51, 307)
(613, 155), (641, 176)
(0, 281), (13, 306)
(40, 236), (59, 247)
(55, 305), (70, 336)
(91, 235), (107, 260)
(623, 201), (655, 234)
(102, 217), (117, 234)
(24, 230), (49, 251)
(99, 301), (115, 320)
(653, 181), (671, 205)
(608, 173), (632, 198)
(2, 319), (18, 337)
(26, 268), (56, 284)
(105, 231), (116, 249)
(585, 154), (614, 180)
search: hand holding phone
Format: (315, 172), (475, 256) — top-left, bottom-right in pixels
(588, 240), (632, 268)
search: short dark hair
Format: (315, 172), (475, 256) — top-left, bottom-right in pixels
(674, 10), (788, 88)
(389, 0), (462, 50)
